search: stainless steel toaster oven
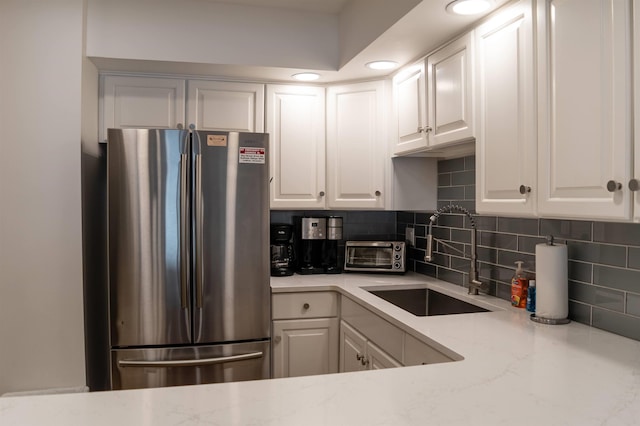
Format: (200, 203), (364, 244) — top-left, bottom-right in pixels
(344, 241), (406, 273)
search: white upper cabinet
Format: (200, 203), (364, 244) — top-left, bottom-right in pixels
(100, 75), (185, 142)
(327, 81), (387, 209)
(266, 84), (326, 210)
(426, 31), (475, 148)
(537, 0), (633, 220)
(187, 80), (264, 132)
(634, 0), (640, 222)
(475, 0), (537, 217)
(392, 63), (428, 155)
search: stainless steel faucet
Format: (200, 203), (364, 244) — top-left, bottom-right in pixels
(424, 205), (487, 295)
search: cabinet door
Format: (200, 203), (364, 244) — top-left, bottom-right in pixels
(393, 63), (428, 155)
(475, 0), (537, 216)
(272, 318), (339, 379)
(537, 0), (632, 220)
(339, 321), (368, 373)
(187, 80), (264, 132)
(633, 0), (640, 221)
(367, 341), (402, 370)
(100, 75), (185, 142)
(266, 85), (326, 209)
(426, 31), (474, 147)
(327, 81), (386, 209)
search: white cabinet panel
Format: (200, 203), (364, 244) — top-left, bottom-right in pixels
(426, 32), (475, 147)
(393, 64), (428, 154)
(272, 318), (339, 378)
(100, 76), (185, 142)
(367, 341), (402, 370)
(537, 0), (632, 220)
(339, 321), (368, 373)
(266, 85), (326, 209)
(187, 80), (264, 132)
(634, 0), (640, 221)
(475, 0), (537, 216)
(327, 81), (386, 209)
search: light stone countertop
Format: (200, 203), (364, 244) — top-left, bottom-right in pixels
(2, 272), (640, 425)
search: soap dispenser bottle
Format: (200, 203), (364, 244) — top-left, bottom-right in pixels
(511, 261), (528, 308)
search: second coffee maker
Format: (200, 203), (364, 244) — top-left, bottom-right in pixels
(296, 216), (343, 275)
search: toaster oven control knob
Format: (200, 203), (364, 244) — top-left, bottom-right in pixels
(394, 253), (401, 260)
(394, 262), (401, 269)
(394, 244), (402, 251)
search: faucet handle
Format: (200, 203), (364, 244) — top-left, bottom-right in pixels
(468, 279), (488, 295)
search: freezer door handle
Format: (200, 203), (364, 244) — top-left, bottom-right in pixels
(180, 153), (189, 310)
(118, 351), (264, 368)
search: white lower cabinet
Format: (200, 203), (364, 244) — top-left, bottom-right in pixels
(271, 292), (339, 379)
(272, 318), (339, 378)
(273, 292), (454, 377)
(339, 321), (401, 372)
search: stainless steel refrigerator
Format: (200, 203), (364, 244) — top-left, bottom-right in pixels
(107, 128), (270, 390)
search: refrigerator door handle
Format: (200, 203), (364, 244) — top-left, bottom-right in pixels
(118, 351), (264, 368)
(195, 153), (204, 309)
(180, 153), (189, 310)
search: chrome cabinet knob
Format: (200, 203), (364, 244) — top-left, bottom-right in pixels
(417, 126), (424, 133)
(319, 191), (325, 197)
(362, 357), (370, 366)
(274, 336), (282, 343)
(303, 303), (310, 310)
(629, 179), (640, 192)
(424, 126), (433, 133)
(607, 180), (622, 192)
(519, 185), (531, 195)
(375, 190), (381, 196)
(356, 353), (364, 361)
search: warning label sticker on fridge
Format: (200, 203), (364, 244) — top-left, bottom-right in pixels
(239, 147), (265, 164)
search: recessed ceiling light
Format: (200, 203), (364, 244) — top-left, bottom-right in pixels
(366, 61), (399, 71)
(292, 72), (320, 81)
(446, 0), (492, 16)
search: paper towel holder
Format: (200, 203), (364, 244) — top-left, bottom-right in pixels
(530, 314), (570, 325)
(530, 234), (571, 325)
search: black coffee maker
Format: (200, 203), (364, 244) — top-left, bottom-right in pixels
(270, 224), (295, 276)
(295, 216), (343, 275)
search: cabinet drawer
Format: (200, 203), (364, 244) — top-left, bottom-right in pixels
(272, 292), (338, 320)
(341, 297), (404, 362)
(404, 333), (452, 366)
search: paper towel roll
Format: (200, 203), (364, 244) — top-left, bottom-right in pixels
(535, 242), (568, 320)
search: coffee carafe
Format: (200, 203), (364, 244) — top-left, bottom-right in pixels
(270, 224), (295, 277)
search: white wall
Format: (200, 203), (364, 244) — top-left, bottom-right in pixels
(86, 0), (339, 70)
(0, 0), (86, 394)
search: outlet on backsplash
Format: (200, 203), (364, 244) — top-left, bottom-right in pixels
(405, 227), (415, 247)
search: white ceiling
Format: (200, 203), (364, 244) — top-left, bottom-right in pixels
(92, 0), (512, 82)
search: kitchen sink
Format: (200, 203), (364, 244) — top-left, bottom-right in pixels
(367, 288), (489, 316)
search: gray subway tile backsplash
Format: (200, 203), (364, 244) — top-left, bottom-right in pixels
(540, 219), (592, 241)
(399, 154), (640, 342)
(566, 241), (627, 268)
(592, 308), (640, 341)
(593, 222), (640, 246)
